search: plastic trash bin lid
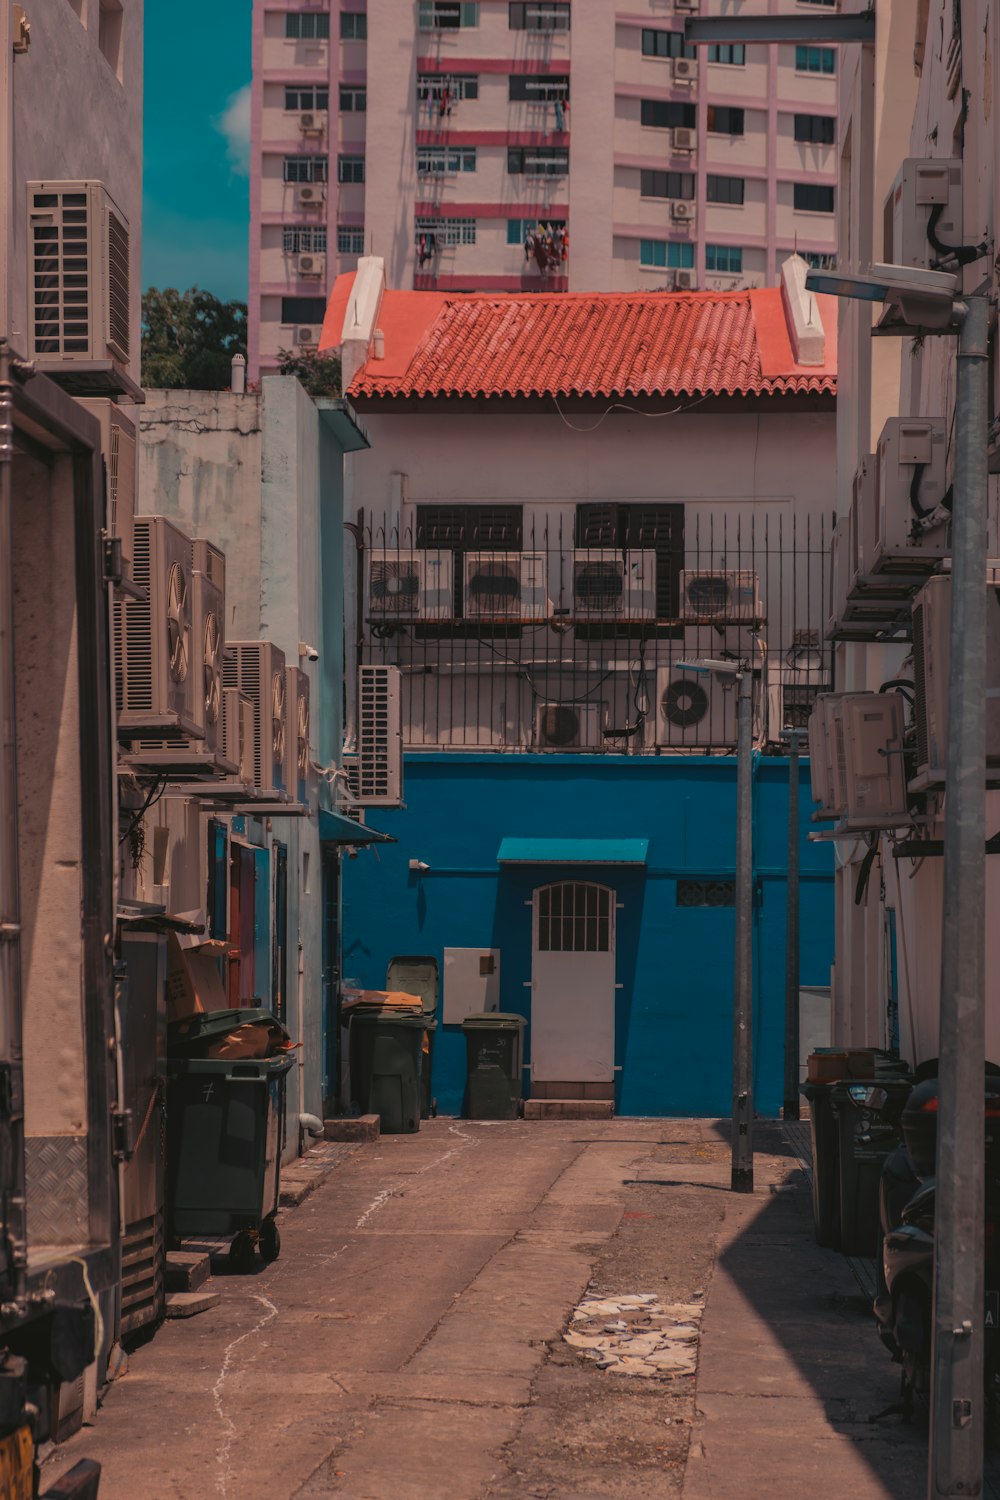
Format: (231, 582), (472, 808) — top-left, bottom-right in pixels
(461, 1013), (526, 1030)
(350, 1011), (427, 1029)
(169, 1008), (276, 1045)
(386, 956), (439, 1017)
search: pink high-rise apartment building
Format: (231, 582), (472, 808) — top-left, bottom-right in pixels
(249, 0), (838, 378)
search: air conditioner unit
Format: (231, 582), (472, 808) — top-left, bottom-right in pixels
(671, 199), (696, 222)
(884, 158), (962, 270)
(671, 127), (696, 154)
(295, 326), (317, 346)
(223, 642), (288, 797)
(368, 549), (454, 621)
(807, 693), (847, 816)
(191, 540), (226, 758)
(826, 520), (845, 638)
(77, 398), (136, 568)
(27, 180), (131, 369)
(355, 664), (403, 806)
(673, 57), (699, 83)
(535, 702), (603, 750)
(300, 111), (325, 135)
(463, 552), (548, 621)
(284, 666), (311, 805)
(767, 662), (829, 743)
(846, 453), (875, 593)
(679, 569), (761, 622)
(911, 572), (1000, 785)
(837, 692), (909, 830)
(871, 417), (949, 575)
(296, 184), (326, 207)
(115, 515), (199, 739)
(222, 686), (254, 786)
(674, 269), (696, 290)
(656, 664), (738, 748)
(297, 253), (326, 279)
(571, 551), (656, 620)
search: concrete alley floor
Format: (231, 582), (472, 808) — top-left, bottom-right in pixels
(43, 1119), (926, 1500)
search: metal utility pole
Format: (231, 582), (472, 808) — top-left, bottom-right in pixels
(732, 666), (754, 1192)
(929, 293), (989, 1500)
(783, 729), (802, 1120)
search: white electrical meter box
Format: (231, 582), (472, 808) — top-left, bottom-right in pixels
(443, 948), (501, 1024)
(884, 158), (962, 269)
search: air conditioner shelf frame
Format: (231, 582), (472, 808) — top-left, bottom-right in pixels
(907, 768), (1000, 795)
(116, 710), (204, 744)
(847, 570), (930, 603)
(121, 746), (238, 780)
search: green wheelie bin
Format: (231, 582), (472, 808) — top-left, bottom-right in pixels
(386, 956), (440, 1119)
(462, 1013), (526, 1120)
(349, 1011), (425, 1134)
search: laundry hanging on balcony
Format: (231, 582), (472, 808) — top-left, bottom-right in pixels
(524, 223), (569, 276)
(417, 232), (437, 267)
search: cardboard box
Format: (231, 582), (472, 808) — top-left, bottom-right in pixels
(165, 932), (228, 1024)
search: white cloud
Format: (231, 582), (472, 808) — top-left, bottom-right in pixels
(214, 84), (252, 177)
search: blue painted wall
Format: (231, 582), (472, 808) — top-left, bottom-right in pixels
(342, 753), (834, 1118)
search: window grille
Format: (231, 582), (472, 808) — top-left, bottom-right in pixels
(338, 155), (366, 184)
(340, 86), (367, 112)
(509, 74), (570, 102)
(283, 155), (328, 183)
(509, 2), (570, 31)
(507, 147), (569, 177)
(676, 880), (736, 907)
(416, 217), (478, 247)
(538, 884), (611, 952)
(338, 226), (365, 255)
(417, 74), (479, 102)
(417, 146), (477, 175)
(283, 225), (328, 253)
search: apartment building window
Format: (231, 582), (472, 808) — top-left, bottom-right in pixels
(507, 216), (566, 244)
(419, 1), (479, 29)
(706, 244), (743, 273)
(418, 74), (479, 102)
(338, 155), (366, 183)
(509, 2), (571, 31)
(338, 227), (365, 254)
(640, 100), (695, 129)
(340, 86), (367, 112)
(285, 12), (330, 39)
(707, 174), (745, 205)
(795, 45), (836, 73)
(418, 145), (477, 175)
(576, 503), (685, 621)
(641, 28), (696, 60)
(640, 240), (694, 269)
(509, 74), (570, 102)
(417, 216), (478, 246)
(641, 170), (695, 199)
(793, 113), (836, 144)
(283, 226), (328, 253)
(707, 106), (745, 136)
(708, 44), (746, 64)
(507, 147), (569, 176)
(284, 154), (328, 182)
(281, 296), (328, 324)
(285, 85), (329, 110)
(340, 11), (367, 39)
(793, 182), (835, 212)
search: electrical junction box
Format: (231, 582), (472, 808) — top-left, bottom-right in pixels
(884, 158), (962, 269)
(443, 949), (501, 1025)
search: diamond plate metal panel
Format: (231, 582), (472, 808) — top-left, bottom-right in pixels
(26, 1136), (88, 1245)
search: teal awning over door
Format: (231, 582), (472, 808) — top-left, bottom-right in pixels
(319, 809), (396, 845)
(496, 838), (649, 866)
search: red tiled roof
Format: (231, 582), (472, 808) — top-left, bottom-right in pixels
(338, 286), (837, 403)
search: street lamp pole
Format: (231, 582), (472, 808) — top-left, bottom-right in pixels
(732, 665), (754, 1192)
(928, 292), (989, 1500)
(783, 729), (802, 1121)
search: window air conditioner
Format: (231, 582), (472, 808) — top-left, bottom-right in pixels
(535, 702), (603, 750)
(355, 664), (403, 806)
(884, 158), (962, 270)
(77, 398), (136, 569)
(284, 666), (311, 805)
(670, 200), (696, 222)
(679, 569), (761, 623)
(671, 127), (696, 154)
(297, 253), (326, 279)
(673, 57), (699, 83)
(835, 692), (909, 830)
(871, 417), (949, 575)
(223, 642), (288, 798)
(571, 550), (656, 620)
(767, 661), (829, 744)
(296, 184), (326, 207)
(911, 572), (1000, 786)
(674, 269), (696, 290)
(368, 548), (454, 621)
(300, 111), (325, 135)
(463, 551), (548, 620)
(656, 664), (739, 748)
(296, 326), (317, 345)
(115, 515), (199, 740)
(27, 180), (131, 370)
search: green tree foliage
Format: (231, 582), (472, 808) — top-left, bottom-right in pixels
(276, 346), (342, 399)
(142, 287), (248, 390)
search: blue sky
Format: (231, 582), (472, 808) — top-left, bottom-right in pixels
(143, 2), (252, 304)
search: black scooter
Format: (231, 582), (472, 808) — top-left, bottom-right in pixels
(873, 1069), (1000, 1420)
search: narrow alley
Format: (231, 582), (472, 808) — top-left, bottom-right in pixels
(43, 1122), (924, 1500)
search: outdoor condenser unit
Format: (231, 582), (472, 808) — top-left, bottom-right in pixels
(191, 540), (226, 759)
(884, 158), (963, 270)
(678, 569), (761, 623)
(655, 665), (738, 748)
(116, 515), (199, 739)
(368, 549), (454, 621)
(871, 417), (949, 575)
(807, 694), (846, 817)
(837, 692), (909, 830)
(463, 552), (548, 620)
(27, 180), (131, 370)
(284, 666), (311, 806)
(223, 642), (288, 798)
(535, 702), (602, 750)
(77, 397), (136, 568)
(353, 664), (403, 805)
(571, 551), (656, 620)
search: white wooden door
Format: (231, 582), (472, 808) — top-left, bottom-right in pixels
(531, 881), (616, 1083)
